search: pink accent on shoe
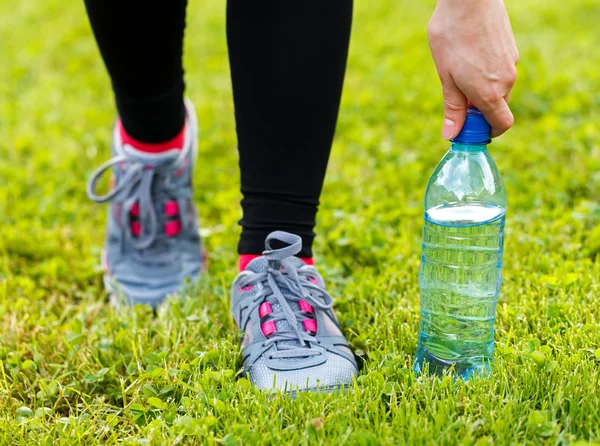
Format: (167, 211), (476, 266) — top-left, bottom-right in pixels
(259, 302), (272, 318)
(238, 254), (261, 271)
(130, 202), (140, 217)
(300, 257), (314, 266)
(164, 201), (179, 216)
(118, 120), (185, 153)
(308, 276), (319, 284)
(303, 319), (317, 335)
(299, 300), (314, 314)
(165, 220), (182, 237)
(131, 221), (141, 237)
(261, 320), (277, 337)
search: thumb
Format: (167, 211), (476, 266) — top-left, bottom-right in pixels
(441, 78), (468, 140)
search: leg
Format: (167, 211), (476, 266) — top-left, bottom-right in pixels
(228, 1), (357, 392)
(227, 0), (353, 259)
(84, 0), (187, 142)
(85, 0), (204, 307)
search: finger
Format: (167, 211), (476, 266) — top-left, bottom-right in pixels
(441, 77), (468, 140)
(473, 93), (514, 138)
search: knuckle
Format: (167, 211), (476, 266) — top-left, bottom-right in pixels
(498, 113), (514, 131)
(427, 22), (443, 39)
(504, 65), (518, 85)
(480, 87), (503, 106)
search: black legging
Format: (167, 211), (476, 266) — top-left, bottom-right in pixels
(83, 0), (353, 257)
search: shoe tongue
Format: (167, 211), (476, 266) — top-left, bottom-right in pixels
(245, 256), (270, 273)
(245, 255), (306, 273)
(284, 256), (306, 270)
(121, 144), (181, 167)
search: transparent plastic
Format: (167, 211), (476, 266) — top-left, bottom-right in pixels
(414, 142), (507, 378)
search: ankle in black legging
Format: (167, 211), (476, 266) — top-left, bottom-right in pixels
(84, 0), (353, 258)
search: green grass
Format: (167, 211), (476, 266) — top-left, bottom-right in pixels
(1, 0), (600, 444)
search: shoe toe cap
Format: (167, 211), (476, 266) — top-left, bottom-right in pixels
(105, 259), (201, 308)
(246, 353), (357, 393)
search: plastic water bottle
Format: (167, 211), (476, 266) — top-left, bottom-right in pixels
(414, 108), (507, 378)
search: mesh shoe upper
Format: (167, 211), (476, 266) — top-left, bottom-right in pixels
(231, 231), (357, 392)
(87, 100), (203, 307)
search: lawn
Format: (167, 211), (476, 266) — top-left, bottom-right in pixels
(1, 0), (600, 444)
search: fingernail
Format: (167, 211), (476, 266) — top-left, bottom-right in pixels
(442, 118), (455, 140)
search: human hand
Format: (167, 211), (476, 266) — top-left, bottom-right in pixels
(428, 0), (519, 139)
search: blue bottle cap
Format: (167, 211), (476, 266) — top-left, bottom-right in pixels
(451, 108), (491, 144)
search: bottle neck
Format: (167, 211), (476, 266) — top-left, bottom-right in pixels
(451, 141), (488, 152)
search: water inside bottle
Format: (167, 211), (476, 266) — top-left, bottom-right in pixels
(414, 202), (506, 378)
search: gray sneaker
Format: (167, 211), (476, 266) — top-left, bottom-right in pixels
(231, 231), (357, 393)
(87, 100), (204, 308)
